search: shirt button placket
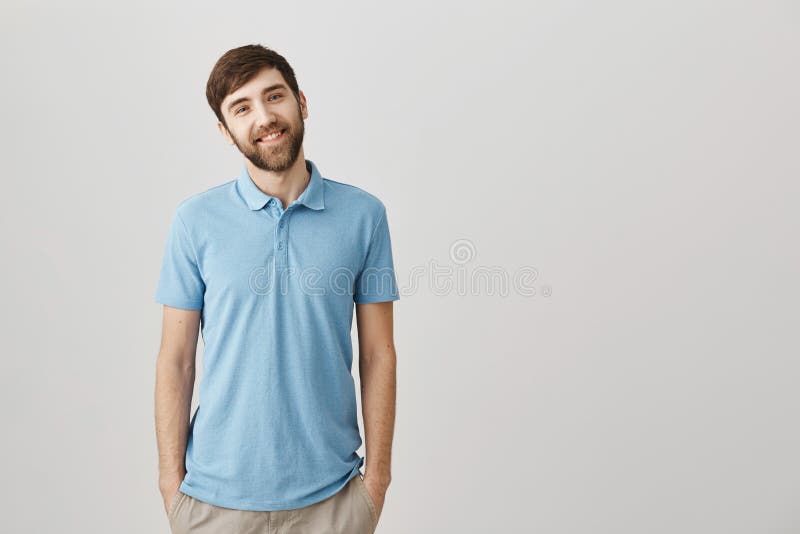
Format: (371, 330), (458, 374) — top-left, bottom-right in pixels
(275, 212), (289, 273)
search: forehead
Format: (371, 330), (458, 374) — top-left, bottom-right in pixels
(222, 67), (288, 107)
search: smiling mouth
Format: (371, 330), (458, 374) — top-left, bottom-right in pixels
(256, 129), (286, 144)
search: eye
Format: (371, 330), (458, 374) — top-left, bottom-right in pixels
(268, 94), (282, 101)
(235, 106), (248, 115)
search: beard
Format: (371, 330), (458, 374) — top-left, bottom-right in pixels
(230, 105), (305, 172)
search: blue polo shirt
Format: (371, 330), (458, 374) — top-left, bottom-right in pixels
(155, 158), (399, 511)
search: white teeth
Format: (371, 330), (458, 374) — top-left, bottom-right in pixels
(259, 130), (283, 142)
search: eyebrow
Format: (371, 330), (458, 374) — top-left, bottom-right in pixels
(226, 84), (288, 113)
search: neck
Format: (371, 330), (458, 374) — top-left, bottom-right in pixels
(246, 153), (309, 210)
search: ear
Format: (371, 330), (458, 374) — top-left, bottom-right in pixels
(217, 120), (234, 145)
(297, 90), (309, 120)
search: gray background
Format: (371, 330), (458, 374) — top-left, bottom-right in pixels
(1, 1), (797, 533)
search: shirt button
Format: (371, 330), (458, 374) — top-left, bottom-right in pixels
(279, 221), (285, 228)
(278, 242), (284, 250)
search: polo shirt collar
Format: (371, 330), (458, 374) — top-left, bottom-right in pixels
(236, 158), (325, 211)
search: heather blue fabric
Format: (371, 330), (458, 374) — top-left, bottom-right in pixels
(155, 159), (399, 511)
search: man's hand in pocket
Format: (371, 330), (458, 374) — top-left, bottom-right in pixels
(160, 475), (183, 516)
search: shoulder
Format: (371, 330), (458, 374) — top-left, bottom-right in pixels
(322, 177), (387, 218)
(173, 179), (237, 222)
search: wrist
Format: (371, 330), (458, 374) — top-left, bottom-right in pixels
(159, 471), (185, 491)
(364, 469), (391, 488)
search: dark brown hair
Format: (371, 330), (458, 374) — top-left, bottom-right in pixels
(206, 44), (300, 129)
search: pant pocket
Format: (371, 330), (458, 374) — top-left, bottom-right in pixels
(167, 490), (187, 525)
(355, 475), (378, 531)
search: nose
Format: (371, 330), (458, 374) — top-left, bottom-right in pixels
(253, 103), (277, 130)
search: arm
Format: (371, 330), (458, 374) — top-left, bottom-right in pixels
(154, 305), (201, 512)
(356, 300), (396, 518)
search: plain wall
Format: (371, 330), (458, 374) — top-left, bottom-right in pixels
(0, 1), (797, 532)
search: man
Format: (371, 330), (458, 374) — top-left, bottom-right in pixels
(154, 44), (398, 534)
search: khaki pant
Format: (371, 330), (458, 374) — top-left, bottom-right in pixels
(167, 473), (378, 534)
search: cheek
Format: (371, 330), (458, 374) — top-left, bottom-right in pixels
(240, 131), (255, 145)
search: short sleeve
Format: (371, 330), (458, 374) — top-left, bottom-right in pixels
(155, 210), (205, 310)
(354, 207), (400, 304)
